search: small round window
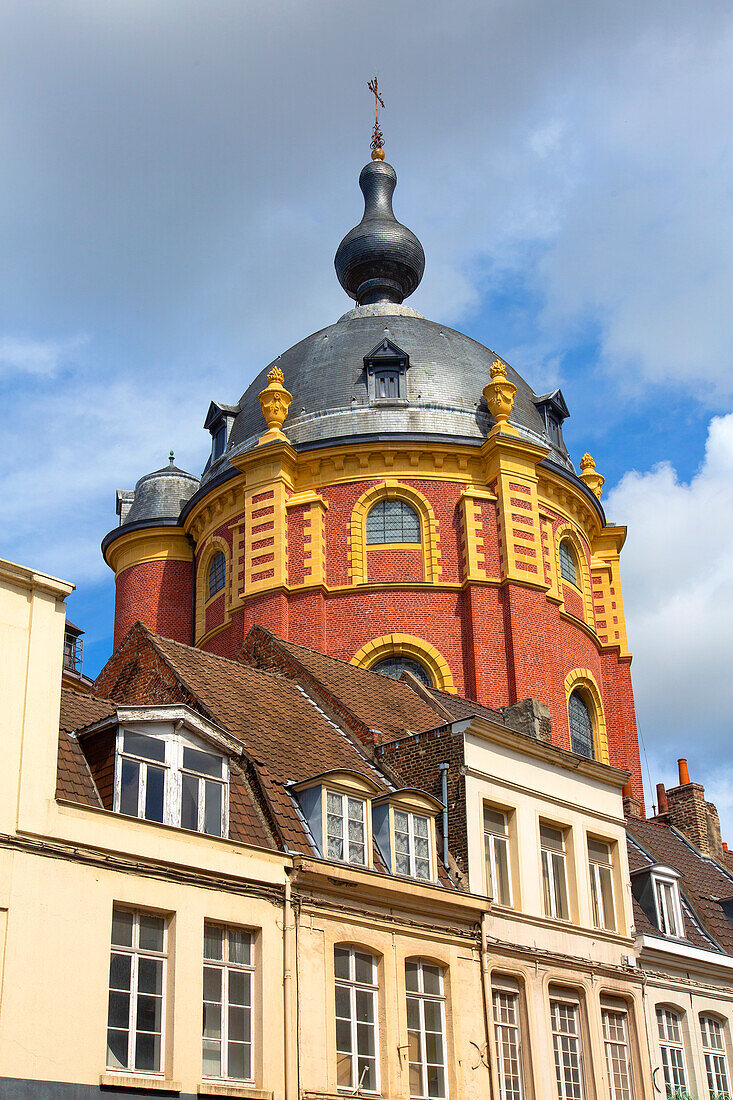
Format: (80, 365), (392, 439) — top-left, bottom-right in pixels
(366, 500), (420, 545)
(372, 656), (432, 687)
(559, 539), (579, 586)
(568, 690), (594, 759)
(208, 552), (226, 599)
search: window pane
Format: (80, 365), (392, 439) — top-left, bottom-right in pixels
(204, 780), (223, 837)
(123, 730), (166, 762)
(111, 908), (134, 947)
(552, 853), (569, 920)
(494, 837), (511, 906)
(120, 758), (140, 817)
(405, 960), (420, 992)
(138, 915), (165, 952)
(541, 825), (564, 852)
(107, 1029), (129, 1070)
(569, 692), (594, 759)
(228, 1041), (249, 1080)
(334, 948), (351, 981)
(484, 807), (507, 834)
(559, 540), (578, 585)
(134, 1031), (160, 1073)
(144, 765), (165, 823)
(202, 1038), (221, 1077)
(204, 924), (224, 961)
(588, 838), (611, 863)
(138, 957), (163, 995)
(183, 746), (223, 778)
(203, 1001), (222, 1039)
(229, 970), (249, 1007)
(208, 552), (226, 598)
(108, 990), (130, 1029)
(228, 930), (251, 966)
(181, 772), (199, 831)
(204, 966), (222, 1003)
(355, 953), (374, 986)
(600, 866), (616, 931)
(136, 993), (162, 1033)
(110, 953), (132, 991)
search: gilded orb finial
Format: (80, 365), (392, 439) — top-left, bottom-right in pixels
(368, 76), (385, 160)
(579, 452), (605, 500)
(257, 365), (292, 446)
(483, 359), (518, 436)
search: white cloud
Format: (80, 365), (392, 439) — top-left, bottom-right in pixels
(606, 414), (733, 830)
(0, 334), (87, 377)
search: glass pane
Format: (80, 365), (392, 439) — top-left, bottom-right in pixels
(588, 838), (611, 863)
(541, 825), (564, 852)
(229, 1004), (246, 1039)
(228, 929), (251, 966)
(202, 1038), (221, 1077)
(336, 1017), (353, 1052)
(111, 908), (134, 947)
(600, 866), (616, 931)
(359, 1057), (377, 1091)
(136, 993), (162, 1033)
(337, 1051), (353, 1088)
(203, 1001), (221, 1039)
(109, 953), (132, 991)
(138, 914), (165, 952)
(335, 983), (351, 1020)
(138, 957), (163, 995)
(424, 999), (443, 1033)
(407, 996), (420, 1029)
(107, 1028), (129, 1069)
(395, 852), (411, 875)
(553, 853), (569, 920)
(123, 730), (166, 762)
(327, 835), (344, 860)
(334, 948), (351, 981)
(427, 1063), (445, 1098)
(355, 952), (374, 985)
(394, 810), (409, 833)
(348, 798), (364, 822)
(422, 965), (442, 996)
(405, 960), (420, 992)
(144, 765), (165, 823)
(134, 1031), (160, 1073)
(495, 838), (511, 906)
(204, 966), (222, 1003)
(204, 924), (224, 961)
(357, 1021), (376, 1057)
(327, 813), (344, 837)
(228, 1041), (249, 1080)
(348, 818), (365, 843)
(356, 988), (374, 1025)
(120, 758), (140, 817)
(183, 745), (223, 778)
(413, 815), (429, 838)
(107, 990), (130, 1029)
(484, 807), (506, 834)
(349, 842), (366, 866)
(204, 780), (223, 837)
(229, 970), (249, 1006)
(181, 772), (199, 831)
(426, 1030), (444, 1065)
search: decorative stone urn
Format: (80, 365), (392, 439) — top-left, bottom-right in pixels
(257, 366), (293, 445)
(579, 453), (605, 500)
(483, 359), (518, 435)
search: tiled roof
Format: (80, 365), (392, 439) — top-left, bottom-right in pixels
(59, 687), (116, 735)
(424, 687), (503, 724)
(627, 818), (733, 953)
(241, 630), (449, 741)
(56, 689), (116, 806)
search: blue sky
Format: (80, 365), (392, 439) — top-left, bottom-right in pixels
(1, 0), (732, 824)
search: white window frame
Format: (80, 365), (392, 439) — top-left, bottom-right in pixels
(334, 947), (380, 1094)
(393, 809), (433, 881)
(602, 1004), (635, 1100)
(406, 959), (448, 1100)
(653, 875), (684, 939)
(541, 824), (571, 921)
(492, 984), (524, 1100)
(202, 922), (255, 1083)
(588, 838), (616, 932)
(325, 790), (368, 867)
(114, 725), (229, 838)
(484, 806), (513, 907)
(656, 1007), (688, 1096)
(700, 1015), (731, 1098)
(550, 996), (586, 1100)
(107, 907), (167, 1077)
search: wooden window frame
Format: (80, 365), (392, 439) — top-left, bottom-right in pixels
(393, 809), (433, 881)
(325, 790), (368, 868)
(334, 946), (380, 1094)
(406, 959), (448, 1100)
(202, 922), (255, 1084)
(107, 907), (167, 1077)
(588, 837), (617, 932)
(484, 806), (513, 907)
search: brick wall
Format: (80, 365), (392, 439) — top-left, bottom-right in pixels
(114, 560), (193, 648)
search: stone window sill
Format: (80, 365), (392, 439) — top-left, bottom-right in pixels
(199, 1085), (273, 1099)
(100, 1073), (181, 1092)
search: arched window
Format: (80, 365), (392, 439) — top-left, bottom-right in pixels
(405, 959), (447, 1099)
(334, 947), (379, 1092)
(559, 539), (579, 585)
(366, 500), (420, 545)
(568, 691), (594, 759)
(657, 1007), (688, 1096)
(208, 552), (226, 599)
(372, 656), (432, 687)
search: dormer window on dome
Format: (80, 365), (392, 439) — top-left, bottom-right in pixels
(534, 389), (570, 452)
(204, 402), (237, 463)
(364, 338), (410, 404)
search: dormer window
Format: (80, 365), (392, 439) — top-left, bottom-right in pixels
(393, 810), (431, 879)
(213, 423), (227, 460)
(654, 873), (684, 938)
(204, 401), (237, 463)
(115, 725), (228, 838)
(371, 790), (442, 883)
(326, 790), (367, 866)
(363, 338), (410, 404)
(534, 389), (570, 453)
(291, 770), (379, 870)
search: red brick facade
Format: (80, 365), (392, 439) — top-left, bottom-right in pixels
(113, 559), (193, 649)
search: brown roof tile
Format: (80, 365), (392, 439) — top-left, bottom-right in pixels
(59, 687), (116, 735)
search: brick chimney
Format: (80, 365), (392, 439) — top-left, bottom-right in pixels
(660, 759), (724, 858)
(622, 780), (642, 819)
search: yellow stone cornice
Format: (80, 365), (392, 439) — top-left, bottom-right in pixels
(104, 525), (193, 577)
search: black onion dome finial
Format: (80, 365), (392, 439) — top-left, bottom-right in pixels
(334, 159), (425, 306)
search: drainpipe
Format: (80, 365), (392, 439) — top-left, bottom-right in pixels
(439, 763), (450, 868)
(283, 871), (297, 1100)
(480, 911), (498, 1100)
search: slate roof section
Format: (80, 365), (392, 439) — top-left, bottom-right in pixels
(627, 817), (733, 953)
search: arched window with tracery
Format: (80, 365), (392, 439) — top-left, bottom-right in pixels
(372, 656), (432, 687)
(208, 552), (226, 599)
(366, 499), (420, 545)
(568, 690), (594, 759)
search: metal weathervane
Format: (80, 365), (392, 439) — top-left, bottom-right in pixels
(368, 76), (385, 160)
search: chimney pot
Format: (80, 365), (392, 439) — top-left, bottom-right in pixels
(724, 842), (729, 853)
(656, 782), (669, 814)
(678, 758), (691, 785)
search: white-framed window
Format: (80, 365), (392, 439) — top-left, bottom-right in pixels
(107, 907), (166, 1076)
(550, 996), (585, 1100)
(541, 824), (570, 921)
(656, 1007), (688, 1096)
(393, 809), (432, 880)
(334, 946), (380, 1093)
(492, 982), (524, 1100)
(484, 806), (512, 906)
(202, 923), (254, 1082)
(406, 959), (447, 1099)
(115, 727), (228, 838)
(326, 791), (367, 866)
(588, 838), (616, 932)
(602, 1004), (635, 1100)
(559, 539), (579, 585)
(653, 876), (684, 939)
(700, 1015), (730, 1098)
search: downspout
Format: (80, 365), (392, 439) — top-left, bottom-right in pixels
(480, 911), (498, 1100)
(439, 762), (450, 868)
(283, 870), (297, 1100)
